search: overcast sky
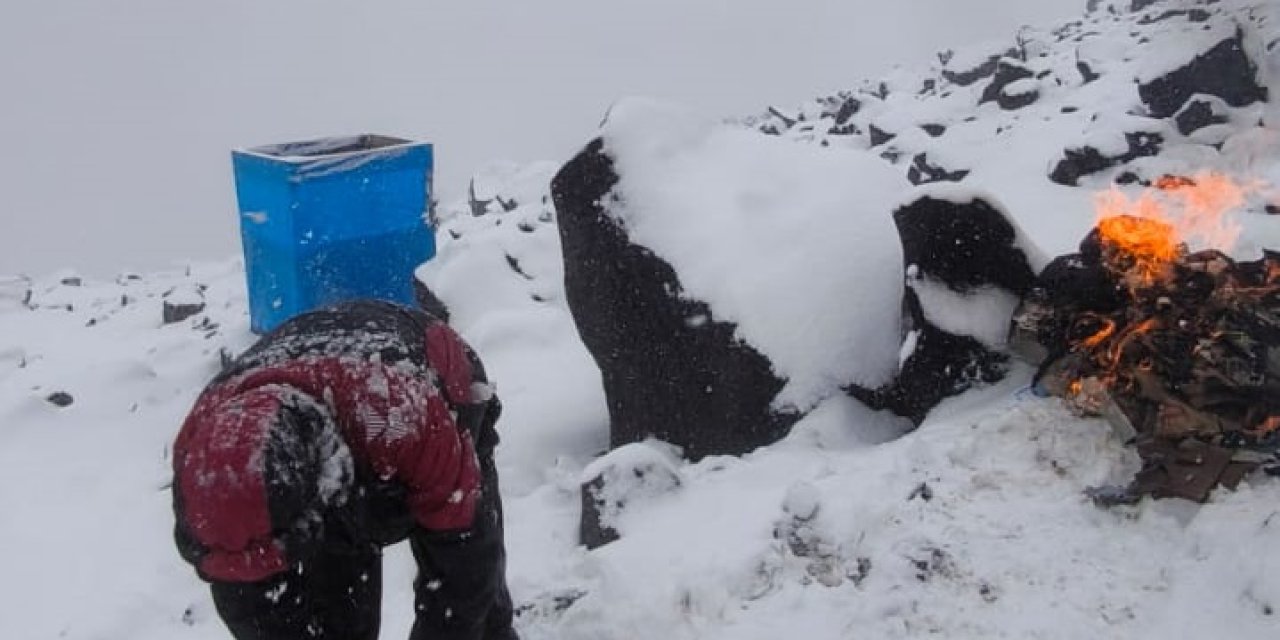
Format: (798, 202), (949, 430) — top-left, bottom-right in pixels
(0, 0), (1085, 276)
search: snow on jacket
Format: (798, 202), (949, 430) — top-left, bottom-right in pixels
(172, 300), (493, 583)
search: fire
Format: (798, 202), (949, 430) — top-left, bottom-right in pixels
(1092, 171), (1248, 285)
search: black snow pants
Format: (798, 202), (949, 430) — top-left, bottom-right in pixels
(208, 452), (516, 640)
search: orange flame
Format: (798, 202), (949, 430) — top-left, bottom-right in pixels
(1093, 172), (1249, 283)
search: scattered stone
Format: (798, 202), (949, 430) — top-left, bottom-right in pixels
(46, 391), (74, 408)
(1077, 61), (1100, 84)
(868, 124), (896, 147)
(1048, 131), (1164, 186)
(920, 123), (947, 137)
(504, 254), (534, 281)
(60, 276), (82, 287)
(909, 482), (934, 502)
(162, 285), (206, 324)
(907, 153), (970, 185)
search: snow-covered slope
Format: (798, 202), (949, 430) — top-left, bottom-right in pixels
(4, 1), (1280, 638)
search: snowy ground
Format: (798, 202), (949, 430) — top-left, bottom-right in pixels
(5, 0), (1280, 638)
(5, 254), (1280, 640)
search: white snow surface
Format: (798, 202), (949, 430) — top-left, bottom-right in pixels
(603, 98), (907, 409)
(6, 1), (1280, 639)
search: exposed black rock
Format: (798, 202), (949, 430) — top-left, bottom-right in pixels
(1077, 60), (1100, 84)
(46, 392), (74, 408)
(920, 123), (947, 137)
(1137, 9), (1212, 24)
(161, 287), (206, 325)
(847, 288), (1008, 425)
(892, 195), (1037, 295)
(467, 178), (492, 217)
(979, 60), (1034, 106)
(868, 124), (896, 147)
(906, 153), (970, 186)
(1138, 29), (1268, 118)
(578, 443), (681, 549)
(1048, 131), (1164, 186)
(942, 54), (1001, 87)
(1173, 97), (1230, 135)
(551, 139), (798, 461)
(827, 122), (861, 136)
(996, 82), (1040, 110)
(60, 276), (82, 287)
(848, 195), (1034, 425)
(1131, 0), (1162, 10)
(828, 96), (861, 125)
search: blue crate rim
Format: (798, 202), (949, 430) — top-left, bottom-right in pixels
(235, 134), (431, 164)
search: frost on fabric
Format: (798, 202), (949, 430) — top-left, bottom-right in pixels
(600, 98), (908, 410)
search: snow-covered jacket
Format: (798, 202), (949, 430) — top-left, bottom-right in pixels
(172, 300), (495, 583)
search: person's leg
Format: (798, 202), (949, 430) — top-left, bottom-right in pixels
(408, 452), (517, 640)
(209, 546), (382, 640)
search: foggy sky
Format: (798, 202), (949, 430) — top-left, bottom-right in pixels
(0, 0), (1084, 276)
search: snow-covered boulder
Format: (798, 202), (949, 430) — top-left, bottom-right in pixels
(850, 188), (1043, 423)
(552, 99), (908, 460)
(977, 59), (1037, 110)
(1137, 27), (1269, 119)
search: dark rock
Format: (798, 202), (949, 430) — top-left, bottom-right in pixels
(892, 195), (1038, 295)
(768, 107), (798, 129)
(827, 122), (861, 136)
(848, 195), (1033, 425)
(495, 195), (519, 213)
(578, 443), (682, 549)
(868, 124), (896, 147)
(46, 392), (74, 407)
(920, 123), (947, 137)
(979, 60), (1034, 106)
(906, 153), (970, 186)
(162, 287), (206, 325)
(467, 178), (491, 217)
(829, 96), (861, 125)
(1131, 0), (1161, 10)
(1077, 61), (1100, 84)
(412, 278), (450, 322)
(552, 139), (798, 460)
(504, 254), (533, 281)
(848, 291), (1008, 426)
(60, 277), (82, 287)
(942, 54), (1001, 86)
(1048, 131), (1164, 186)
(1061, 106), (1080, 114)
(1173, 97), (1230, 135)
(1115, 171), (1142, 185)
(1265, 204), (1280, 215)
(996, 83), (1040, 110)
(1138, 29), (1268, 118)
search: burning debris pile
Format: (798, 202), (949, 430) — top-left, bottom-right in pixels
(1012, 174), (1280, 503)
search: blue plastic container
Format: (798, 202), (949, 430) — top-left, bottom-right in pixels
(231, 135), (434, 333)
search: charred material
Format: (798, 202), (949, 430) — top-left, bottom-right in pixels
(1012, 216), (1280, 502)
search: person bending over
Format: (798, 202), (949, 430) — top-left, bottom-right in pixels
(171, 299), (517, 640)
